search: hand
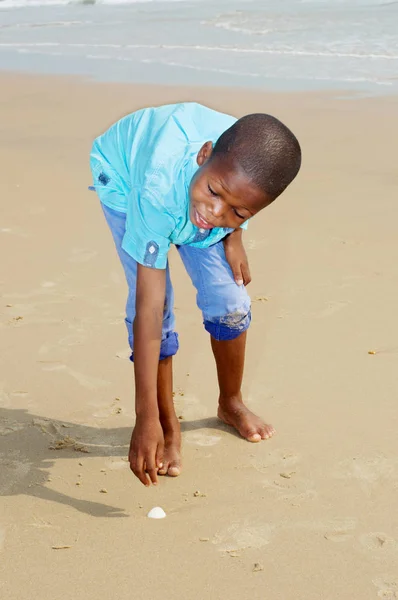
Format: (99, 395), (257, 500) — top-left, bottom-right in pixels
(129, 415), (164, 486)
(223, 230), (251, 286)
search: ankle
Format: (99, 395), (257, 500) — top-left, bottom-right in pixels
(218, 392), (243, 409)
(159, 414), (180, 435)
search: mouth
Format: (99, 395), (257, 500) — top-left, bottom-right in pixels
(193, 208), (214, 230)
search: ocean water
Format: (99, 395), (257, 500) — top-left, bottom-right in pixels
(1, 0), (397, 94)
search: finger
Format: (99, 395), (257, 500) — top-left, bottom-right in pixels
(156, 442), (164, 470)
(130, 456), (150, 487)
(241, 263), (252, 286)
(145, 460), (158, 485)
(232, 266), (244, 286)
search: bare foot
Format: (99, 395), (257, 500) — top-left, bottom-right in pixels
(158, 418), (182, 477)
(218, 394), (276, 442)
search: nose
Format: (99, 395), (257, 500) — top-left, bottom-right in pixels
(209, 197), (226, 219)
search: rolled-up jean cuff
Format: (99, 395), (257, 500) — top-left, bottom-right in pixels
(129, 331), (179, 362)
(204, 310), (251, 341)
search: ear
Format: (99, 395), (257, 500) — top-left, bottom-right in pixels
(196, 141), (213, 166)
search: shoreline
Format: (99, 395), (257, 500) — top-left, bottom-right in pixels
(3, 69), (398, 107)
(1, 66), (397, 100)
(2, 0), (397, 97)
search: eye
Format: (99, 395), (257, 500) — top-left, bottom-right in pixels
(208, 184), (218, 196)
(233, 208), (245, 220)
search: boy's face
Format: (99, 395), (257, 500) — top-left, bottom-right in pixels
(189, 142), (270, 230)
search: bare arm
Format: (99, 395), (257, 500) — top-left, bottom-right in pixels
(129, 263), (166, 486)
(223, 228), (251, 286)
(133, 263), (166, 414)
(227, 228), (243, 243)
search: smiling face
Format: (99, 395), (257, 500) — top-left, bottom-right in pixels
(189, 142), (271, 230)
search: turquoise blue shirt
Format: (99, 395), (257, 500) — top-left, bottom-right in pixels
(90, 102), (244, 269)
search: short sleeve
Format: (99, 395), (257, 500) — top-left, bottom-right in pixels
(121, 190), (176, 269)
(240, 219), (249, 230)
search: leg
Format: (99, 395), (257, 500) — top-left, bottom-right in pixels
(178, 241), (275, 442)
(101, 203), (182, 473)
(156, 357), (182, 476)
(212, 332), (275, 441)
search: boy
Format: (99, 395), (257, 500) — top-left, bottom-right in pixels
(90, 102), (301, 487)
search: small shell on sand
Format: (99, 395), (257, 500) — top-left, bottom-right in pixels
(147, 507), (166, 519)
(280, 472), (295, 479)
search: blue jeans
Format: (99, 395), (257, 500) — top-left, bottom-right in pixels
(102, 204), (251, 360)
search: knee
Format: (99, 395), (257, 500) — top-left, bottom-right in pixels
(204, 309), (251, 341)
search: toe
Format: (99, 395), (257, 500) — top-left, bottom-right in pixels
(261, 425), (275, 439)
(167, 462), (181, 477)
(158, 463), (169, 476)
(246, 431), (262, 443)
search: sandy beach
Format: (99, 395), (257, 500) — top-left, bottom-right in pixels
(1, 73), (398, 599)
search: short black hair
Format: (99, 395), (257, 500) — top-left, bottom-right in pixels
(212, 113), (301, 201)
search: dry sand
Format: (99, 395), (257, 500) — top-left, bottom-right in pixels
(1, 73), (397, 600)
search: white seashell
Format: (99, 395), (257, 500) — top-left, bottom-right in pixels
(147, 506), (166, 519)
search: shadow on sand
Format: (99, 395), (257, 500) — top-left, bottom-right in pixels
(0, 406), (235, 517)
